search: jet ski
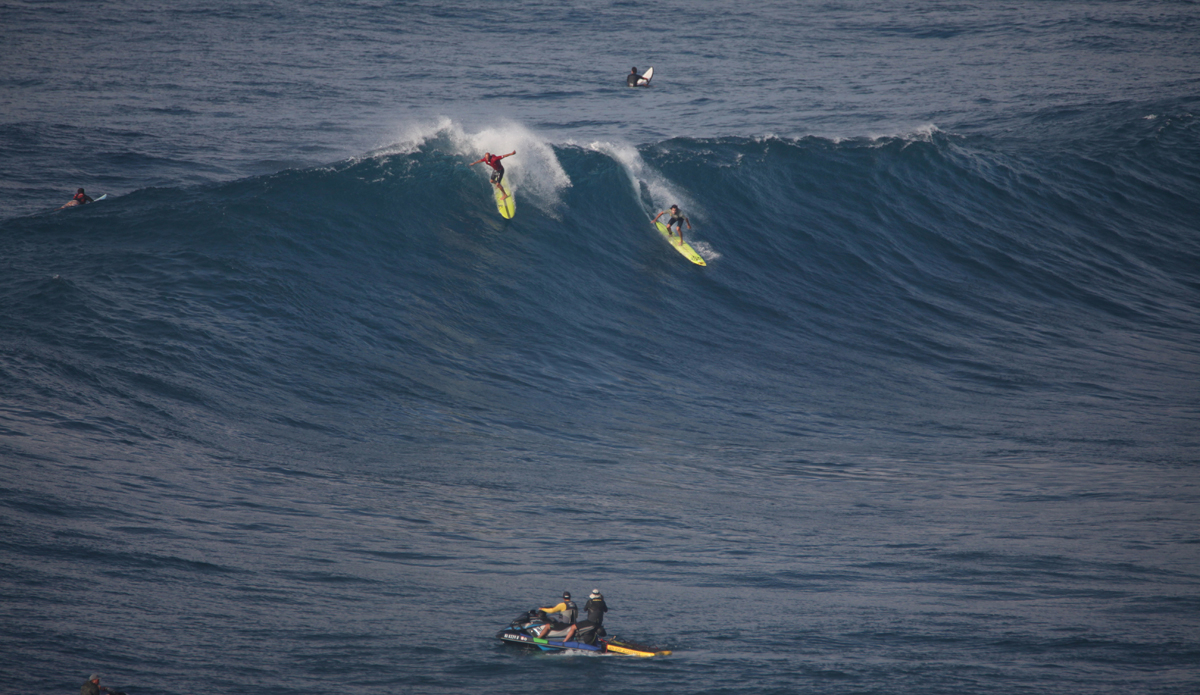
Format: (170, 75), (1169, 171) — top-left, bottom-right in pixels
(496, 610), (671, 657)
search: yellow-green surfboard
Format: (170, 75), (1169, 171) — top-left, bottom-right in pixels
(605, 643), (673, 657)
(494, 184), (515, 219)
(655, 221), (706, 266)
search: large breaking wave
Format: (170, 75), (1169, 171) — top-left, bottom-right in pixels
(3, 110), (1198, 471)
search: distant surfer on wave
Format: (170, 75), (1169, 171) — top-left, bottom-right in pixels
(59, 188), (94, 209)
(654, 205), (691, 244)
(470, 150), (516, 200)
(627, 67), (647, 87)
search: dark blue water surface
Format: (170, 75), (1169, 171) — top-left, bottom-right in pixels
(3, 2), (1199, 694)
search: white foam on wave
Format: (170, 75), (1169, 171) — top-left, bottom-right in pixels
(806, 122), (945, 146)
(689, 240), (720, 263)
(586, 140), (703, 222)
(460, 120), (573, 213)
(378, 117), (572, 214)
(864, 122), (943, 146)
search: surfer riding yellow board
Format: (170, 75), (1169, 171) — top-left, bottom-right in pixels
(653, 205), (705, 266)
(470, 150), (516, 219)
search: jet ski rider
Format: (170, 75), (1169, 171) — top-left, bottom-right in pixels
(536, 591), (578, 639)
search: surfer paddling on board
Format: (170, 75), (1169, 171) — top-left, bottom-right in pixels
(654, 205), (692, 244)
(470, 150), (516, 200)
(59, 188), (94, 209)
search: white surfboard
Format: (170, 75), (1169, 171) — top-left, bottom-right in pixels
(637, 67), (653, 86)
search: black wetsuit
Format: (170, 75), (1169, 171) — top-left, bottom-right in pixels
(573, 597), (609, 644)
(81, 681), (100, 695)
(584, 597), (608, 626)
(627, 72), (643, 87)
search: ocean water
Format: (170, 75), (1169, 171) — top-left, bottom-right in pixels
(3, 1), (1199, 694)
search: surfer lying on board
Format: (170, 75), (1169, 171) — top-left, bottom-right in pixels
(470, 150), (516, 200)
(59, 188), (94, 209)
(654, 205), (692, 243)
(627, 67), (646, 87)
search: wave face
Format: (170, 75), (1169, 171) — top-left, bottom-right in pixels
(3, 106), (1200, 695)
(6, 112), (1197, 468)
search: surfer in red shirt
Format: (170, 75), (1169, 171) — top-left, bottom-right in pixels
(469, 150), (516, 199)
(59, 188), (95, 209)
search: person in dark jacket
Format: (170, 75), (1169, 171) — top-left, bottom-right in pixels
(81, 674), (102, 695)
(569, 588), (609, 643)
(584, 588), (608, 626)
(80, 674), (125, 695)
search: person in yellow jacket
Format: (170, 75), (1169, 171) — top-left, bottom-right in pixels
(536, 591), (578, 640)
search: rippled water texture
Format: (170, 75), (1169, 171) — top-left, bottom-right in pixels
(2, 2), (1199, 694)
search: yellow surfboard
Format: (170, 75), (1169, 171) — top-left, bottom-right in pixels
(655, 221), (705, 266)
(494, 184), (515, 219)
(605, 638), (672, 657)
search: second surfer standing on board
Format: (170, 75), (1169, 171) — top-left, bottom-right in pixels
(654, 205), (692, 245)
(470, 150), (516, 200)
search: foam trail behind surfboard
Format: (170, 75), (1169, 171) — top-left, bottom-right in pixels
(589, 141), (701, 220)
